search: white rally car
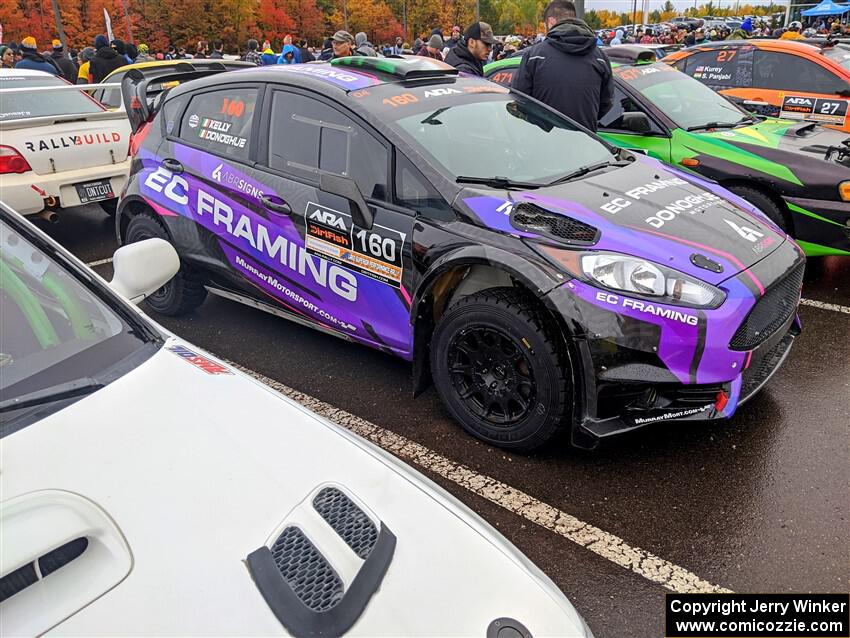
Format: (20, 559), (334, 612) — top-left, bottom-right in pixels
(0, 203), (593, 637)
(0, 70), (130, 220)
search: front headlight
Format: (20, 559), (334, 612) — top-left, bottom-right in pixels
(538, 246), (726, 308)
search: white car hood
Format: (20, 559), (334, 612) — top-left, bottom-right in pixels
(1, 338), (586, 637)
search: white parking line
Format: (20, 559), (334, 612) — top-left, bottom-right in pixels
(228, 360), (732, 595)
(800, 298), (850, 315)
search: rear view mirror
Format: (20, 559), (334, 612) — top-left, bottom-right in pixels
(621, 112), (652, 134)
(109, 238), (180, 304)
(319, 173), (374, 229)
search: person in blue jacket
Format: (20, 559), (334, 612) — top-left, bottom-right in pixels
(277, 44), (298, 64)
(14, 37), (59, 74)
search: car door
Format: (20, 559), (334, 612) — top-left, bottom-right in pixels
(250, 88), (416, 356)
(598, 85), (672, 161)
(749, 50), (850, 133)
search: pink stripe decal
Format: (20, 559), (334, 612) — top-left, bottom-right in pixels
(399, 285), (412, 307)
(744, 350), (753, 370)
(144, 197), (178, 217)
(632, 226), (765, 296)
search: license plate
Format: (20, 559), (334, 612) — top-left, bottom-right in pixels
(75, 179), (114, 203)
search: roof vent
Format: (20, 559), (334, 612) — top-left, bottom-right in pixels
(331, 55), (458, 80)
(270, 527), (344, 612)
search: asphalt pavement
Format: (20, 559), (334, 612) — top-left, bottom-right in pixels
(35, 204), (850, 638)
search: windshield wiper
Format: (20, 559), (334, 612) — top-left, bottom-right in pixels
(686, 113), (758, 132)
(456, 175), (543, 190)
(545, 160), (615, 186)
(0, 377), (103, 414)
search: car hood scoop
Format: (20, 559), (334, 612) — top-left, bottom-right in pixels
(246, 485), (395, 637)
(509, 202), (600, 246)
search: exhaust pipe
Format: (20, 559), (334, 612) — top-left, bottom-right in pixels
(37, 209), (59, 223)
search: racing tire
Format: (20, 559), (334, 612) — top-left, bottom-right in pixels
(99, 199), (118, 216)
(430, 287), (571, 452)
(124, 212), (207, 316)
(727, 186), (790, 235)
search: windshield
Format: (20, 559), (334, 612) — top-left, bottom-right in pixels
(824, 46), (850, 72)
(0, 217), (157, 435)
(392, 93), (614, 184)
(0, 73), (104, 120)
(614, 63), (747, 130)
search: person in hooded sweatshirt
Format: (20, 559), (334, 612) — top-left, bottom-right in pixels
(610, 29), (623, 45)
(277, 44), (298, 64)
(90, 35), (126, 82)
(511, 0), (613, 131)
(354, 32), (378, 56)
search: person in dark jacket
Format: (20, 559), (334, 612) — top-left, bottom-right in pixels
(125, 42), (139, 63)
(443, 22), (496, 76)
(418, 34), (444, 60)
(209, 41), (224, 58)
(14, 37), (59, 74)
(298, 40), (313, 62)
(49, 39), (78, 82)
(511, 0), (613, 131)
(90, 35), (127, 82)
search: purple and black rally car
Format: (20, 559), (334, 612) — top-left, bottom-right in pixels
(117, 57), (804, 451)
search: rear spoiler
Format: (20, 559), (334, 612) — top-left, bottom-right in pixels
(121, 62), (232, 134)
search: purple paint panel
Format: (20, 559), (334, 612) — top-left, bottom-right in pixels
(277, 64), (382, 90)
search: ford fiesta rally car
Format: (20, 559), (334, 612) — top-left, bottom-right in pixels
(485, 51), (850, 257)
(117, 57), (805, 451)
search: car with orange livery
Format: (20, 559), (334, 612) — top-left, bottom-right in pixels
(664, 40), (850, 134)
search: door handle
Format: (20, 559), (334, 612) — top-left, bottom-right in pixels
(260, 195), (292, 215)
(162, 158), (184, 174)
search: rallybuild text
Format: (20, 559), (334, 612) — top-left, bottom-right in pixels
(665, 593), (849, 638)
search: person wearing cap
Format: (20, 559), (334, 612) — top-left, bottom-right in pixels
(418, 34), (444, 60)
(331, 31), (357, 58)
(444, 22), (496, 76)
(780, 21), (805, 40)
(511, 0), (612, 132)
(355, 32), (378, 56)
(14, 37), (59, 74)
(89, 35), (126, 82)
(49, 39), (78, 82)
(729, 17), (753, 40)
(136, 43), (154, 61)
(445, 25), (462, 52)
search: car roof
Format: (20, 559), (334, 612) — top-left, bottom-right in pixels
(679, 39), (822, 54)
(104, 59), (255, 80)
(167, 56), (466, 99)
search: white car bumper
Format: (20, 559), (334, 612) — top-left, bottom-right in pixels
(0, 159), (131, 216)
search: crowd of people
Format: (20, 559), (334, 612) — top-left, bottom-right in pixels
(1, 7), (847, 95)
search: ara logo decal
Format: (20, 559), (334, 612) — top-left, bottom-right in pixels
(212, 162), (223, 182)
(308, 207), (347, 230)
(423, 88), (462, 98)
(724, 218), (764, 242)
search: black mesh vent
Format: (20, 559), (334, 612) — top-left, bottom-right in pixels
(313, 487), (378, 559)
(740, 330), (794, 399)
(511, 203), (599, 245)
(0, 537), (89, 603)
(730, 263), (804, 350)
(270, 527), (344, 612)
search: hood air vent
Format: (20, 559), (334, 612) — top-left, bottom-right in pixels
(510, 203), (599, 245)
(313, 487), (378, 559)
(0, 537), (89, 603)
(270, 527), (344, 612)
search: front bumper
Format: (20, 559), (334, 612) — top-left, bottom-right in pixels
(0, 159), (130, 216)
(544, 241), (804, 449)
(784, 196), (850, 255)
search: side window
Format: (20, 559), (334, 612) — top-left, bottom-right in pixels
(682, 49), (753, 88)
(599, 86), (664, 134)
(268, 91), (389, 200)
(179, 87), (257, 161)
(754, 52), (845, 94)
(394, 153), (453, 220)
(161, 94), (188, 136)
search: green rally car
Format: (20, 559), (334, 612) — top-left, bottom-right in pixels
(485, 53), (850, 256)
